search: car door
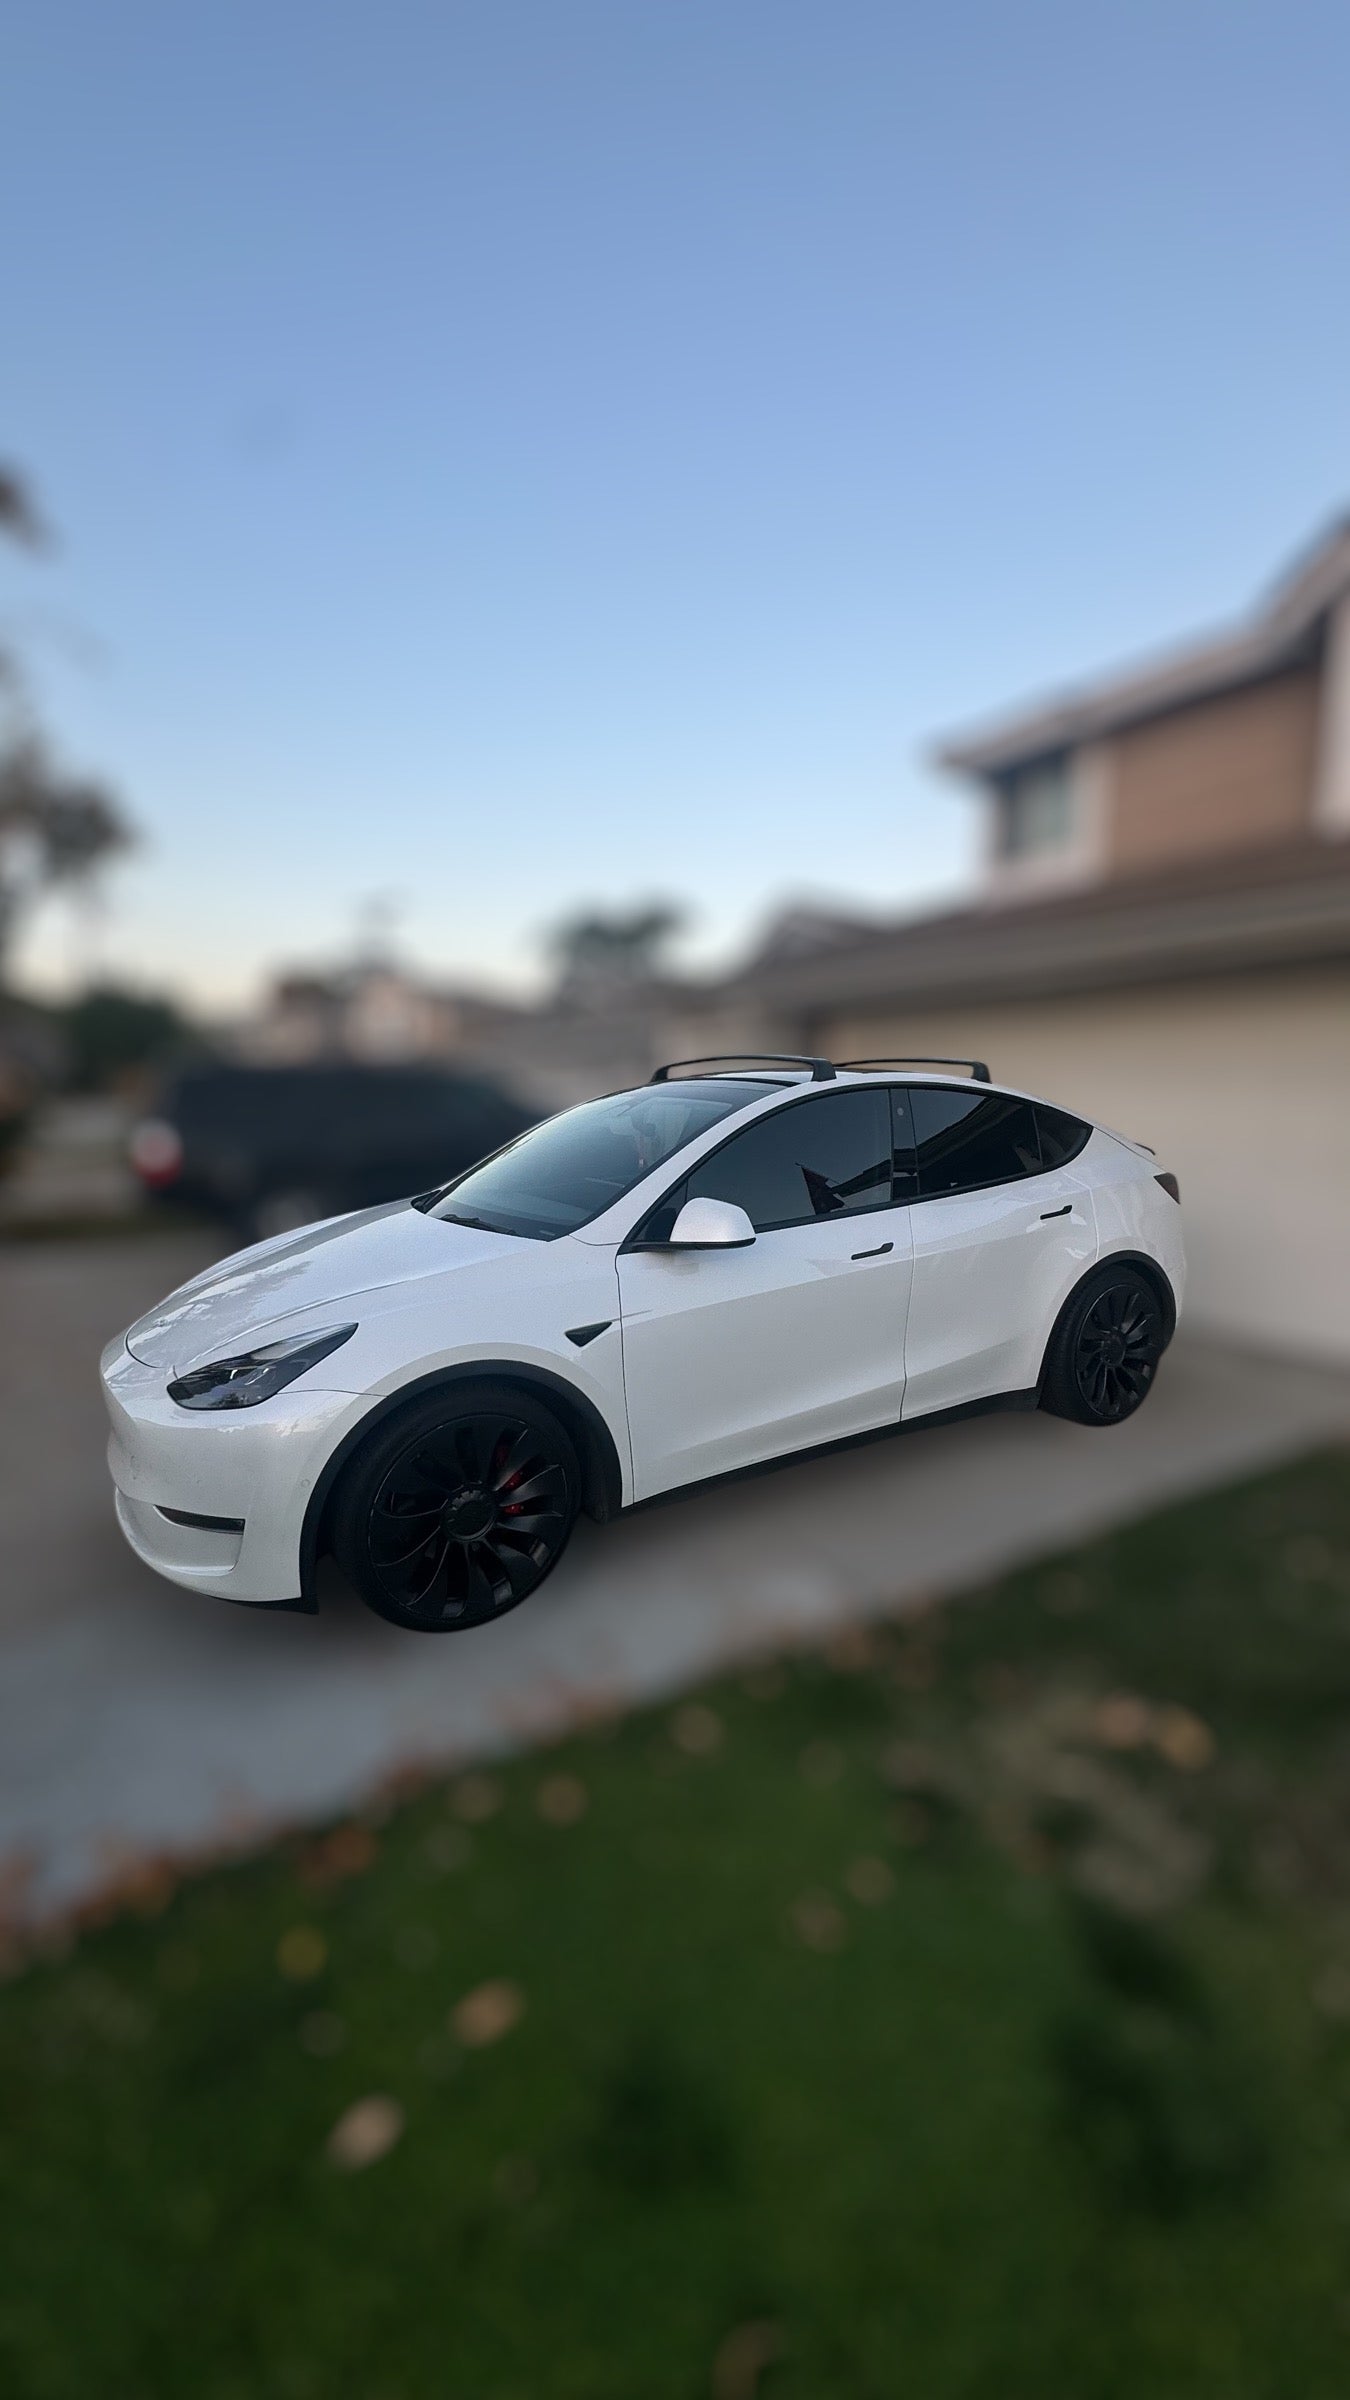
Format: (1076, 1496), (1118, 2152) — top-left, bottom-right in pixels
(898, 1086), (1097, 1418)
(617, 1086), (915, 1500)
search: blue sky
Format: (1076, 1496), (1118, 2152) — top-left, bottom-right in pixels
(3, 0), (1349, 1008)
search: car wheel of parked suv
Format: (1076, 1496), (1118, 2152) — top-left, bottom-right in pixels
(332, 1382), (580, 1632)
(1040, 1264), (1165, 1428)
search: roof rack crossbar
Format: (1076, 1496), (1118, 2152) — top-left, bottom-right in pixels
(650, 1053), (837, 1084)
(839, 1056), (992, 1084)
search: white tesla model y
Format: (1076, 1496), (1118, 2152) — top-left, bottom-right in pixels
(101, 1056), (1185, 1631)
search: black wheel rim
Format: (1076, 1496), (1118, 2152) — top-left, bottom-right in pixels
(366, 1412), (571, 1629)
(1073, 1282), (1161, 1421)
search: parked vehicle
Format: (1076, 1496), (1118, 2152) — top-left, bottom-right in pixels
(102, 1055), (1185, 1631)
(128, 1062), (534, 1238)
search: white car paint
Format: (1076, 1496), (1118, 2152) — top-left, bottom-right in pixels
(619, 1196), (915, 1499)
(100, 1068), (1186, 1613)
(901, 1158), (1096, 1419)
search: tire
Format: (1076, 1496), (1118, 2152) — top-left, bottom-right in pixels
(331, 1381), (580, 1632)
(1039, 1264), (1166, 1428)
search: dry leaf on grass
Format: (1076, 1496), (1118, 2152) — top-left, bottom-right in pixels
(846, 1855), (895, 1905)
(1093, 1692), (1153, 1750)
(672, 1704), (723, 1756)
(299, 2010), (346, 2058)
(326, 2094), (404, 2170)
(450, 1773), (504, 1824)
(790, 1891), (846, 1953)
(451, 1978), (525, 2047)
(1153, 1705), (1215, 1770)
(712, 2318), (782, 2400)
(276, 1925), (328, 1981)
(536, 1773), (588, 1826)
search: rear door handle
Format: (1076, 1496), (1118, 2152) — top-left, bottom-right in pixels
(851, 1239), (894, 1259)
(1039, 1204), (1072, 1221)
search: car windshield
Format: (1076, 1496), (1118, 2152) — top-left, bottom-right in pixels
(418, 1079), (771, 1240)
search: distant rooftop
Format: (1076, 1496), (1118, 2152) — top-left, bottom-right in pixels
(938, 515), (1350, 778)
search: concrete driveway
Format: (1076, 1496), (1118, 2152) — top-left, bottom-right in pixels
(3, 1231), (1348, 1929)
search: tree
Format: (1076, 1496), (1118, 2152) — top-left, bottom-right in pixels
(0, 465), (133, 986)
(0, 735), (133, 985)
(547, 901), (686, 993)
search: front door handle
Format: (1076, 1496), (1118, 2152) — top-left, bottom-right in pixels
(851, 1238), (894, 1260)
(1039, 1204), (1072, 1221)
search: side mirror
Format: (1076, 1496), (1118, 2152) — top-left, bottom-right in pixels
(667, 1196), (756, 1249)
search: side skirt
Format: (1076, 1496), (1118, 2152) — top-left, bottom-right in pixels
(622, 1387), (1039, 1516)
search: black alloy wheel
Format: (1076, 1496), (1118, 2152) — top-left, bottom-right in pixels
(1072, 1280), (1160, 1421)
(1040, 1266), (1166, 1428)
(333, 1384), (579, 1631)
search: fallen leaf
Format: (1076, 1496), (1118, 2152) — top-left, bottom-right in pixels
(824, 1626), (874, 1672)
(451, 1978), (525, 2047)
(712, 2318), (782, 2400)
(790, 1891), (846, 1953)
(1153, 1706), (1215, 1770)
(423, 1825), (472, 1873)
(846, 1855), (895, 1905)
(298, 1824), (378, 1886)
(326, 2094), (404, 2170)
(742, 1663), (786, 1701)
(451, 1774), (504, 1824)
(1093, 1693), (1153, 1750)
(893, 1647), (938, 1692)
(277, 1925), (328, 1981)
(299, 2010), (346, 2058)
(537, 1773), (588, 1826)
(672, 1704), (723, 1756)
(889, 1800), (931, 1847)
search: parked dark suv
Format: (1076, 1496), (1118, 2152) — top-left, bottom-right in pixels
(130, 1063), (535, 1238)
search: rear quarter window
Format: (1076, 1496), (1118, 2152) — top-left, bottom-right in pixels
(1035, 1103), (1092, 1168)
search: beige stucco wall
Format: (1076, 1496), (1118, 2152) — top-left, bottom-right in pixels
(1103, 668), (1322, 875)
(818, 964), (1350, 1364)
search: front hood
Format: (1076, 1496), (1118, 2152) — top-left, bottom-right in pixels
(123, 1199), (523, 1371)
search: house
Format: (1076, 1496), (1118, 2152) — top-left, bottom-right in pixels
(672, 518), (1350, 1364)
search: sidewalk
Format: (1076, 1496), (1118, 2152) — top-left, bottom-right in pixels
(3, 1233), (1348, 1928)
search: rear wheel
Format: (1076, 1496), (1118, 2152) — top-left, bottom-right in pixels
(1040, 1265), (1166, 1428)
(332, 1382), (580, 1632)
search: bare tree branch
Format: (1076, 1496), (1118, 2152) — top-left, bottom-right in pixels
(0, 466), (50, 552)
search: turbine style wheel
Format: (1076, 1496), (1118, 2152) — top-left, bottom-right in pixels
(332, 1383), (580, 1631)
(1040, 1265), (1167, 1428)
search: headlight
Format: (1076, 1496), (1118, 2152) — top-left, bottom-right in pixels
(167, 1323), (358, 1411)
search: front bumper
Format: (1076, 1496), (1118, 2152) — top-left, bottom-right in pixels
(101, 1333), (368, 1607)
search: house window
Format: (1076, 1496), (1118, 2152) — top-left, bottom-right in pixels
(998, 756), (1072, 858)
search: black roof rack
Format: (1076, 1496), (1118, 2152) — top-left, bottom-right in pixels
(650, 1053), (837, 1084)
(839, 1056), (991, 1083)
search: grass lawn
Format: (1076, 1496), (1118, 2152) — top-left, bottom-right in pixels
(4, 1448), (1350, 2400)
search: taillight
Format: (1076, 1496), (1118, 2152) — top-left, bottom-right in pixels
(1154, 1171), (1180, 1204)
(130, 1117), (184, 1188)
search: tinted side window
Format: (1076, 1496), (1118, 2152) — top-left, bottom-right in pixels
(911, 1087), (1042, 1197)
(682, 1089), (893, 1232)
(1035, 1102), (1091, 1168)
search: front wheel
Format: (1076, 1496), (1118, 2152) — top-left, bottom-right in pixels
(331, 1382), (580, 1632)
(1039, 1265), (1166, 1428)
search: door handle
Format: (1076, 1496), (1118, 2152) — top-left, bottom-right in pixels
(1039, 1204), (1072, 1221)
(851, 1238), (894, 1259)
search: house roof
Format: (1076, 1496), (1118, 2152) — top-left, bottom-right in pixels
(705, 832), (1350, 1022)
(937, 515), (1350, 778)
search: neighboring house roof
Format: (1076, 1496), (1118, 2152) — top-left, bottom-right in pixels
(705, 833), (1350, 1020)
(938, 515), (1350, 777)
